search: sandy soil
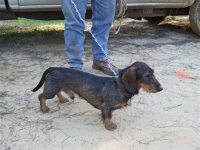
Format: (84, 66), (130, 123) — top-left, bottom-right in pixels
(0, 18), (200, 150)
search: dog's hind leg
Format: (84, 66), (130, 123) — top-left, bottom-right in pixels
(57, 91), (69, 103)
(38, 93), (50, 113)
(101, 103), (117, 131)
(38, 83), (61, 113)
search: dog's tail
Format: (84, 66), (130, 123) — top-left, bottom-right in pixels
(32, 67), (55, 92)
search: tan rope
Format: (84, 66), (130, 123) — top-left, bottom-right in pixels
(113, 0), (127, 34)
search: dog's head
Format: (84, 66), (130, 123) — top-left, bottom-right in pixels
(119, 62), (163, 94)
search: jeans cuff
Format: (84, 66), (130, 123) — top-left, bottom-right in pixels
(93, 57), (108, 62)
(69, 64), (83, 68)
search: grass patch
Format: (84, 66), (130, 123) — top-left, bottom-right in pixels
(0, 18), (64, 37)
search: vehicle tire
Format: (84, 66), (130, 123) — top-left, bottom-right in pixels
(189, 0), (200, 36)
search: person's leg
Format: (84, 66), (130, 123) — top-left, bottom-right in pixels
(91, 0), (118, 76)
(91, 0), (115, 61)
(61, 0), (87, 68)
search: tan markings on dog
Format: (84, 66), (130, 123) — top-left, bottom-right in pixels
(138, 83), (158, 93)
(113, 102), (127, 109)
(57, 91), (69, 103)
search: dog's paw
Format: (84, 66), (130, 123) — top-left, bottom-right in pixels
(105, 121), (117, 131)
(41, 107), (50, 113)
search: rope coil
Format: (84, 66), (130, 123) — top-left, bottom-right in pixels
(115, 0), (127, 18)
(113, 0), (127, 34)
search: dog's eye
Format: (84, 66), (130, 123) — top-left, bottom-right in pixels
(144, 74), (151, 78)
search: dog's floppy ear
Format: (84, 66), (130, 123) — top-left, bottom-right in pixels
(121, 67), (137, 94)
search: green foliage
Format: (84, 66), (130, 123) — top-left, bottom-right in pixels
(0, 18), (64, 37)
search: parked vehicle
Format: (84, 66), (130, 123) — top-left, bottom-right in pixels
(0, 0), (200, 35)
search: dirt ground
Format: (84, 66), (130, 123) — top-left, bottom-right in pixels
(0, 18), (200, 150)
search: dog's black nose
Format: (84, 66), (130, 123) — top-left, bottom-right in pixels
(157, 86), (163, 92)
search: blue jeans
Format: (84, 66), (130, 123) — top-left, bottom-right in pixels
(61, 0), (116, 68)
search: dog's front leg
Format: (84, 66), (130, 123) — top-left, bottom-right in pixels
(57, 91), (69, 103)
(101, 103), (117, 131)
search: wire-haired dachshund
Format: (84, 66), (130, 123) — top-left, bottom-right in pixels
(32, 62), (162, 130)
